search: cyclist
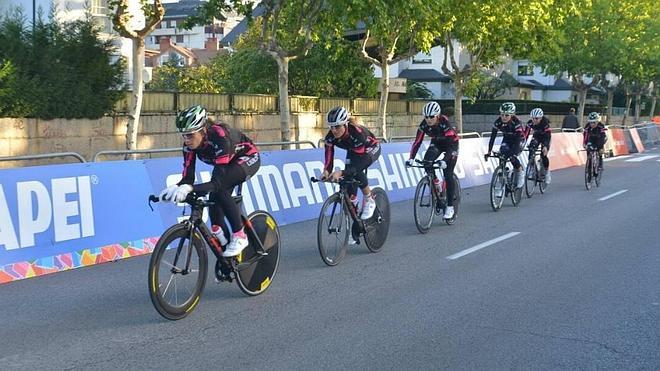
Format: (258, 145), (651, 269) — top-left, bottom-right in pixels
(526, 108), (552, 184)
(159, 105), (260, 257)
(405, 101), (459, 219)
(322, 106), (381, 220)
(485, 102), (526, 189)
(583, 112), (607, 173)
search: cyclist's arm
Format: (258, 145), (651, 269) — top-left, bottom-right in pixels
(487, 127), (498, 153)
(323, 141), (335, 174)
(178, 149), (196, 186)
(409, 128), (425, 159)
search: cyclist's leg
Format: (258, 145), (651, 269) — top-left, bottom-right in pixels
(541, 139), (550, 169)
(422, 145), (441, 179)
(442, 151), (458, 206)
(508, 143), (524, 188)
(214, 154), (260, 256)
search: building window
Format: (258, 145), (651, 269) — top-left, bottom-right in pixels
(90, 0), (108, 15)
(412, 52), (432, 64)
(517, 62), (534, 76)
(176, 35), (184, 43)
(154, 36), (160, 44)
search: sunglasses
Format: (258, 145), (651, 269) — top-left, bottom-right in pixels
(181, 132), (197, 139)
(425, 116), (436, 119)
(500, 113), (511, 117)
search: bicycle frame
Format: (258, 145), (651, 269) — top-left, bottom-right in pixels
(408, 159), (448, 203)
(311, 176), (364, 231)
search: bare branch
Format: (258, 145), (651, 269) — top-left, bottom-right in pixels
(360, 30), (381, 66)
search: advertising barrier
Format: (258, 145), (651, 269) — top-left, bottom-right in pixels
(0, 133), (588, 283)
(628, 128), (645, 153)
(606, 128), (629, 157)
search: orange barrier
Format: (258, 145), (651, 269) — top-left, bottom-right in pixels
(546, 132), (587, 171)
(606, 128), (629, 157)
(629, 128), (645, 153)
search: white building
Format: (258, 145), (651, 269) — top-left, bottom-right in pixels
(145, 0), (243, 51)
(1, 0), (143, 85)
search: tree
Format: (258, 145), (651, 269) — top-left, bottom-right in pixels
(184, 0), (325, 148)
(437, 0), (553, 132)
(403, 81), (433, 100)
(0, 7), (125, 118)
(333, 0), (440, 138)
(109, 0), (164, 153)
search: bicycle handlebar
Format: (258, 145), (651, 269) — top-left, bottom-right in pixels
(407, 159), (447, 169)
(148, 192), (215, 211)
(310, 176), (360, 185)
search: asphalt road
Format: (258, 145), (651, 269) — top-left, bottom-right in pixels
(1, 148), (659, 370)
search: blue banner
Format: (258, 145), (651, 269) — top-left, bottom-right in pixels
(1, 138), (511, 270)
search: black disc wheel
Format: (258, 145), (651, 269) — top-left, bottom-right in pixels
(364, 188), (390, 253)
(235, 211), (280, 296)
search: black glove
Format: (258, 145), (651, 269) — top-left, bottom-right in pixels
(484, 153), (489, 161)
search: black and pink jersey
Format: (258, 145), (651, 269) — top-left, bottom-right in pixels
(179, 123), (258, 185)
(583, 122), (607, 148)
(409, 115), (459, 159)
(488, 115), (525, 151)
(525, 116), (552, 144)
(323, 123), (379, 173)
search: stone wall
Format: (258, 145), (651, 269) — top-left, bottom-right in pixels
(0, 113), (628, 168)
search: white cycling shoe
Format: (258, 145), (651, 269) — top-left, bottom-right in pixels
(222, 233), (248, 257)
(361, 196), (376, 220)
(443, 206), (454, 219)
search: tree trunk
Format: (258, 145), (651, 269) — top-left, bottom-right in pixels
(275, 56), (291, 149)
(649, 93), (657, 120)
(606, 87), (615, 125)
(622, 91), (633, 126)
(577, 88), (588, 127)
(378, 58), (390, 140)
(126, 38), (145, 158)
(634, 90), (642, 125)
(453, 75), (464, 133)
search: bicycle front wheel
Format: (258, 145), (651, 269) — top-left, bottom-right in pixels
(490, 167), (506, 211)
(235, 211), (280, 296)
(595, 157), (603, 187)
(364, 187), (390, 253)
(148, 224), (208, 320)
(413, 176), (435, 233)
(585, 155), (593, 190)
(317, 193), (349, 266)
(525, 162), (537, 198)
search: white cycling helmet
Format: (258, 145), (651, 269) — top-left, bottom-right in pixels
(530, 108), (544, 118)
(327, 106), (350, 127)
(587, 112), (601, 123)
(422, 101), (441, 117)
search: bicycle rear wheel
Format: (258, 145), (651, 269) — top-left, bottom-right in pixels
(525, 161), (537, 198)
(490, 167), (505, 211)
(364, 187), (390, 253)
(317, 193), (349, 266)
(445, 174), (460, 225)
(585, 155), (593, 190)
(413, 176), (435, 233)
(148, 224), (207, 320)
(235, 211), (280, 296)
(595, 157), (603, 187)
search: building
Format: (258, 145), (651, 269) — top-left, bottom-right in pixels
(146, 0), (243, 51)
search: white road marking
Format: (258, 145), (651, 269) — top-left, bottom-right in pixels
(604, 155), (631, 162)
(625, 155), (659, 162)
(598, 189), (628, 201)
(446, 232), (521, 260)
